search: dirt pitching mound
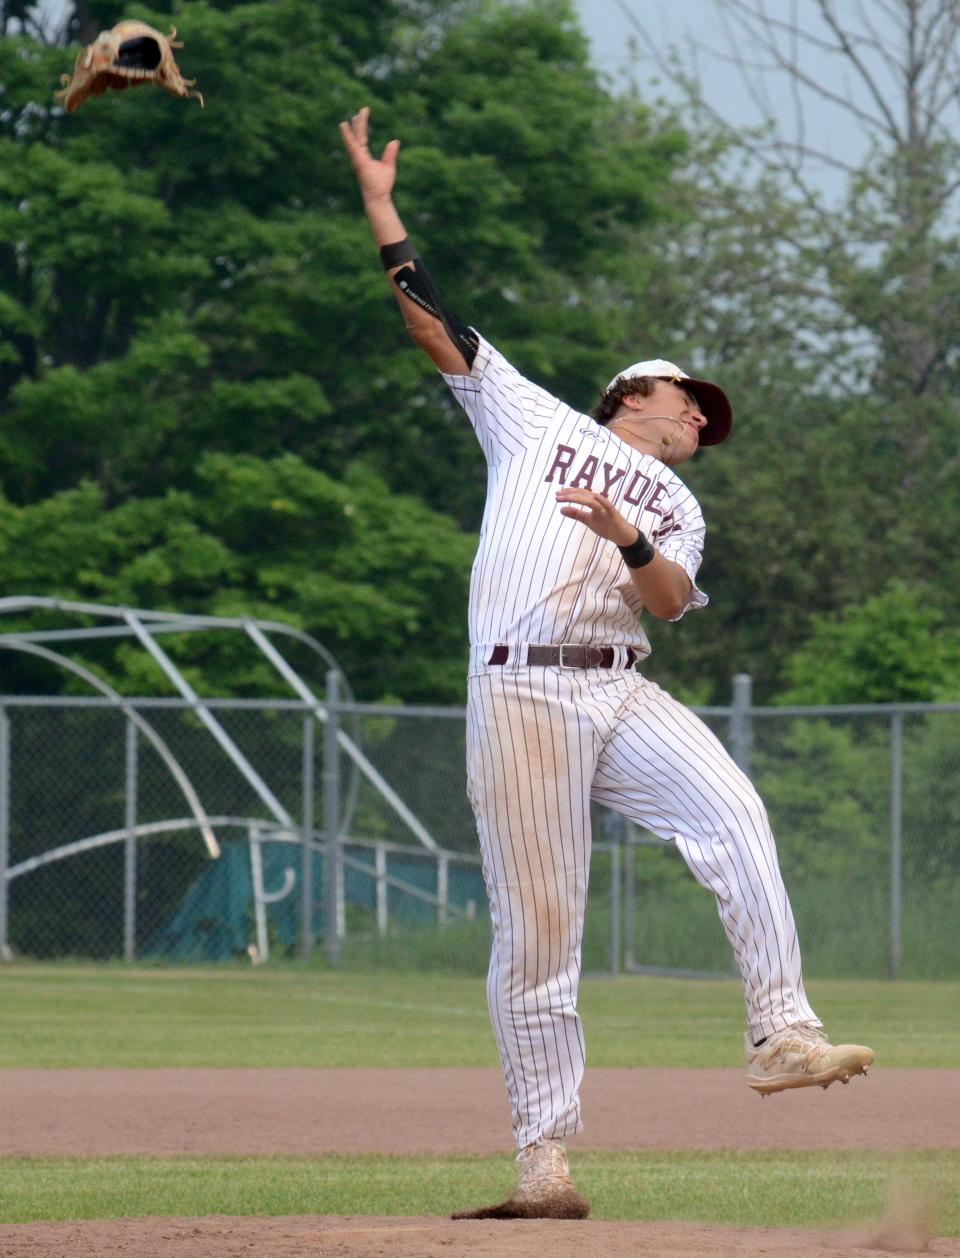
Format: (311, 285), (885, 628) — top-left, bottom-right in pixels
(2, 1069), (958, 1255)
(1, 1214), (958, 1257)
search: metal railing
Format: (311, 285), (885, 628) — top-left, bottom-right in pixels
(1, 676), (958, 978)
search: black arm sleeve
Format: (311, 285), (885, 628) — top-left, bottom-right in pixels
(392, 258), (479, 369)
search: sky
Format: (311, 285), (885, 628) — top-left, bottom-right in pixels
(572, 0), (870, 197)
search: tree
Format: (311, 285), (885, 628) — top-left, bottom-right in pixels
(589, 2), (960, 700)
(714, 8), (959, 343)
(0, 0), (688, 700)
(676, 1), (960, 495)
(778, 580), (960, 705)
(0, 1), (686, 516)
(0, 454), (475, 701)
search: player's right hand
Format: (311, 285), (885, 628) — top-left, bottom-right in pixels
(555, 489), (638, 546)
(339, 106), (400, 201)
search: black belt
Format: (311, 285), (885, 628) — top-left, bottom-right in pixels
(487, 644), (638, 669)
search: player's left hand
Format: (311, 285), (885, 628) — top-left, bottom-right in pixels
(555, 489), (639, 546)
(339, 106), (400, 201)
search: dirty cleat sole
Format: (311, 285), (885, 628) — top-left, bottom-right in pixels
(455, 1134), (590, 1219)
(748, 1045), (874, 1095)
(452, 1188), (590, 1220)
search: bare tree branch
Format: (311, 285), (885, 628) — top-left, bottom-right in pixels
(716, 1), (863, 57)
(680, 82), (843, 236)
(757, 141), (862, 174)
(708, 0), (900, 140)
(613, 0), (650, 53)
(868, 0), (911, 28)
(617, 0), (960, 229)
(788, 0), (808, 175)
(852, 1), (910, 87)
(613, 0), (960, 422)
(813, 0), (903, 139)
(916, 7), (960, 138)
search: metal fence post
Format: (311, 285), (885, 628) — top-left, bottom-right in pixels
(123, 717), (138, 962)
(729, 674), (753, 775)
(375, 844), (388, 936)
(437, 853), (449, 926)
(324, 669), (342, 966)
(0, 703), (10, 962)
(889, 711), (903, 980)
(623, 825), (636, 972)
(248, 822), (268, 963)
(609, 836), (622, 979)
(300, 715), (315, 960)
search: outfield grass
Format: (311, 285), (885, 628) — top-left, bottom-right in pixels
(1, 964), (958, 1234)
(0, 1151), (956, 1231)
(0, 963), (958, 1069)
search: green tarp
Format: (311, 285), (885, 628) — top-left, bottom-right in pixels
(144, 839), (486, 960)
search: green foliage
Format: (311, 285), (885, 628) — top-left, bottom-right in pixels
(3, 0), (960, 708)
(756, 718), (888, 870)
(0, 455), (473, 699)
(902, 712), (960, 886)
(780, 582), (960, 705)
(0, 0), (691, 701)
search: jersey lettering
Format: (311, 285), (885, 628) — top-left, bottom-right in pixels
(623, 470), (653, 506)
(446, 339), (708, 651)
(544, 444), (577, 484)
(645, 481), (669, 517)
(570, 455), (599, 489)
(654, 509), (684, 542)
(600, 463), (626, 495)
(545, 441), (673, 518)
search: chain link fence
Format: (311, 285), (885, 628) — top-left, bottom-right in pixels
(1, 685), (958, 978)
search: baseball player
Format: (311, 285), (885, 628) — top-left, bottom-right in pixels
(340, 107), (874, 1221)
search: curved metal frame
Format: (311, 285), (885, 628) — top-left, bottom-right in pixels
(0, 596), (446, 964)
(0, 639), (219, 859)
(0, 596), (438, 849)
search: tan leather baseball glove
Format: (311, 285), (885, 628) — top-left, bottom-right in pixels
(56, 20), (204, 114)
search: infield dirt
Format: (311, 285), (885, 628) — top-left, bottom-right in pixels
(2, 1213), (959, 1258)
(1, 1067), (958, 1256)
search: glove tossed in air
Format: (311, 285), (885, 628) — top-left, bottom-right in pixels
(56, 20), (203, 114)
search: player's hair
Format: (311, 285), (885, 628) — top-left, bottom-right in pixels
(593, 376), (660, 426)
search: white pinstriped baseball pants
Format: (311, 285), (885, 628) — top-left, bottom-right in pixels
(466, 664), (819, 1150)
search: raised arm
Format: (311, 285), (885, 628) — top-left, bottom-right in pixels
(339, 107), (476, 376)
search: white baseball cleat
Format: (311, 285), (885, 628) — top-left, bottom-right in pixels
(746, 1021), (875, 1096)
(451, 1136), (590, 1219)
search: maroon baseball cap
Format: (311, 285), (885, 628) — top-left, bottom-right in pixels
(605, 358), (733, 446)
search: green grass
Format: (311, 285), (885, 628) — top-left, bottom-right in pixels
(0, 1151), (957, 1232)
(1, 965), (958, 1234)
(1, 964), (958, 1068)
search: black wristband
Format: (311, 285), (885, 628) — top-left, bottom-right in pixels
(618, 530), (656, 568)
(380, 238), (418, 270)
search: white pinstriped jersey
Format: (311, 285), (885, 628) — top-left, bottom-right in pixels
(439, 337), (820, 1154)
(441, 334), (709, 663)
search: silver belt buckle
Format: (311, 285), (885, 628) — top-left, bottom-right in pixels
(559, 643), (579, 668)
